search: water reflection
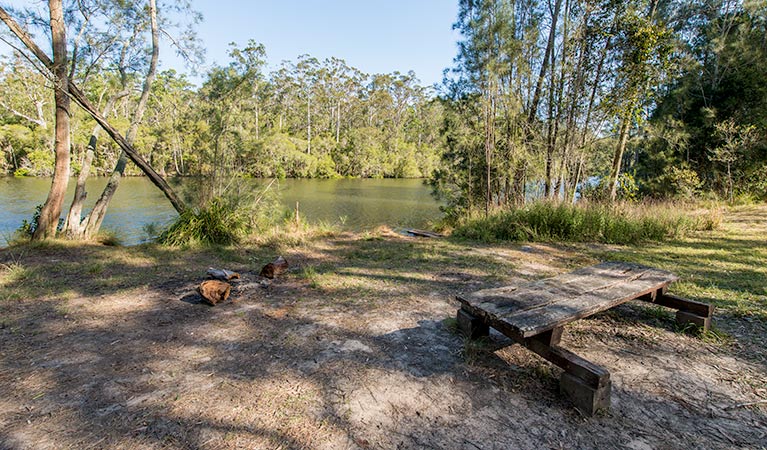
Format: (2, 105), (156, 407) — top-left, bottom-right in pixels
(0, 177), (442, 246)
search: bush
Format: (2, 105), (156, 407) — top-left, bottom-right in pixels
(157, 196), (248, 246)
(452, 201), (717, 245)
(158, 179), (281, 246)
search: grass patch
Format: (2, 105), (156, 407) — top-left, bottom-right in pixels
(584, 205), (767, 321)
(452, 201), (720, 245)
(158, 197), (249, 246)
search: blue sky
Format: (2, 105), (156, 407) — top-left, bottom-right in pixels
(1, 0), (461, 87)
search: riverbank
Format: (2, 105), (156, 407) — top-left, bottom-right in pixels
(1, 205), (765, 448)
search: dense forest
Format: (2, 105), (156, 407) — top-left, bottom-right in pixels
(433, 0), (767, 217)
(0, 47), (443, 180)
(0, 0), (765, 240)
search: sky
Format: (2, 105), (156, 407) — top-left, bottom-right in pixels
(1, 0), (461, 87)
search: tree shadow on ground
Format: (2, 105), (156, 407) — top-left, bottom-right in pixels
(0, 235), (765, 448)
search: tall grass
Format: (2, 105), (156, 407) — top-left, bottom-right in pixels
(452, 201), (720, 244)
(157, 197), (249, 246)
(157, 178), (281, 246)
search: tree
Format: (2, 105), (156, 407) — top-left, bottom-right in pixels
(0, 4), (187, 218)
(712, 118), (758, 202)
(77, 0), (162, 239)
(606, 0), (673, 201)
(32, 0), (70, 240)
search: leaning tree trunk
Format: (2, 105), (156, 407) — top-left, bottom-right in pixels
(81, 0), (160, 239)
(64, 91), (125, 237)
(33, 0), (70, 240)
(0, 5), (186, 215)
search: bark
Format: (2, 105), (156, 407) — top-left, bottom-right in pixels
(63, 148), (93, 237)
(544, 21), (559, 199)
(63, 91), (125, 237)
(306, 96), (312, 154)
(609, 114), (631, 201)
(0, 5), (185, 215)
(81, 0), (160, 239)
(527, 0), (563, 125)
(33, 0), (70, 240)
(336, 99), (341, 143)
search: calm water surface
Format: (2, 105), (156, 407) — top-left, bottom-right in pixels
(0, 178), (442, 246)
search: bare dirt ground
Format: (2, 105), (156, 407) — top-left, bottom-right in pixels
(1, 207), (766, 449)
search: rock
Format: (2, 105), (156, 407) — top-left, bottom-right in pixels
(197, 280), (231, 306)
(206, 268), (240, 281)
(259, 256), (288, 279)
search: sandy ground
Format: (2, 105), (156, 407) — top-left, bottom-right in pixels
(0, 212), (766, 449)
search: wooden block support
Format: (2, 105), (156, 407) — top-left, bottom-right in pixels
(639, 291), (713, 332)
(645, 292), (714, 317)
(676, 310), (711, 332)
(457, 308), (489, 339)
(560, 372), (611, 416)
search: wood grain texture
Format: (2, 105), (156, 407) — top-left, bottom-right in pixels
(457, 262), (678, 338)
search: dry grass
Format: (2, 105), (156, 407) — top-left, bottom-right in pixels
(0, 204), (765, 449)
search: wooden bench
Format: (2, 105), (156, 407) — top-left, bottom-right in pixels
(456, 261), (714, 415)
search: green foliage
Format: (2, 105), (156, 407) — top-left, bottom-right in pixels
(643, 1), (767, 199)
(158, 177), (281, 246)
(16, 204), (64, 238)
(452, 201), (716, 245)
(667, 166), (703, 200)
(157, 196), (249, 246)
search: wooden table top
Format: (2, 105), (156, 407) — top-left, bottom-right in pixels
(457, 262), (678, 339)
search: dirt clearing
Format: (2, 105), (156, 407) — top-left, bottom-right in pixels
(1, 207), (766, 449)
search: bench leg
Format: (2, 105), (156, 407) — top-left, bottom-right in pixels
(526, 330), (611, 416)
(560, 371), (611, 416)
(640, 291), (713, 332)
(456, 308), (489, 339)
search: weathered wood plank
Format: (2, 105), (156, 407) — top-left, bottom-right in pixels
(642, 293), (714, 317)
(459, 262), (672, 315)
(457, 262), (677, 338)
(509, 272), (675, 337)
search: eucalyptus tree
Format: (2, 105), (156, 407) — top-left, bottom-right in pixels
(31, 0), (70, 239)
(0, 0), (192, 240)
(197, 40), (266, 183)
(73, 0), (202, 239)
(605, 0), (673, 201)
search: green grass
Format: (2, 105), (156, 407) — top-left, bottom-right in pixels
(452, 201), (720, 245)
(583, 205), (767, 321)
(158, 197), (250, 246)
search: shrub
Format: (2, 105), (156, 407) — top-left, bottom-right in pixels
(158, 179), (280, 246)
(157, 196), (248, 246)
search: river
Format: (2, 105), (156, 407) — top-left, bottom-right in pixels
(0, 178), (442, 246)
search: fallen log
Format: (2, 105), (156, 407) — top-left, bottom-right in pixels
(405, 228), (444, 238)
(198, 280), (231, 306)
(260, 256), (288, 279)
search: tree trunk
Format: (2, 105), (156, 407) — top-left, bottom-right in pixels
(0, 5), (185, 215)
(33, 0), (70, 240)
(63, 148), (93, 237)
(307, 96), (312, 154)
(81, 0), (160, 239)
(609, 114), (631, 201)
(527, 0), (563, 125)
(63, 91), (125, 237)
(336, 99), (341, 143)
